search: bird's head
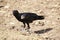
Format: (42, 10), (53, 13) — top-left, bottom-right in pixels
(13, 10), (19, 16)
(13, 10), (19, 14)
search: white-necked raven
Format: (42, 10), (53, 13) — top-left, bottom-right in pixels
(13, 10), (44, 29)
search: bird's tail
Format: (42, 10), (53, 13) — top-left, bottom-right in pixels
(36, 16), (44, 20)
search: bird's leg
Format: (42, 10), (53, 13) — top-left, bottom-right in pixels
(26, 23), (30, 29)
(23, 22), (26, 28)
(25, 22), (31, 34)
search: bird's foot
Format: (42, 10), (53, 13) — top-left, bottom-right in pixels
(27, 27), (30, 29)
(26, 29), (31, 34)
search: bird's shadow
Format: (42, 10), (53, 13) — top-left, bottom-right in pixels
(34, 28), (53, 34)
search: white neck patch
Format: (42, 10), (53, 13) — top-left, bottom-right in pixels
(21, 15), (25, 19)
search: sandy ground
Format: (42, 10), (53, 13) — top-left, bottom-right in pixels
(0, 0), (60, 40)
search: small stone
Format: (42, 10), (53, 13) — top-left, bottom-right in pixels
(0, 0), (3, 2)
(10, 22), (14, 25)
(35, 21), (44, 26)
(4, 4), (10, 9)
(57, 18), (60, 20)
(10, 26), (15, 30)
(12, 26), (15, 29)
(35, 21), (39, 25)
(39, 22), (45, 26)
(4, 38), (7, 40)
(16, 29), (19, 31)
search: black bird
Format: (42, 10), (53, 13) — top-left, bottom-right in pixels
(13, 10), (44, 29)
